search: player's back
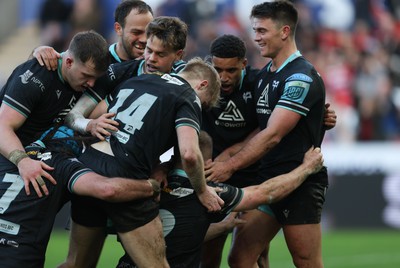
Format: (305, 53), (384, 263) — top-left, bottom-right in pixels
(106, 73), (202, 178)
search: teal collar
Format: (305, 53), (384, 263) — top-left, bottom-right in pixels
(238, 68), (246, 91)
(168, 169), (188, 178)
(57, 52), (65, 83)
(109, 43), (122, 63)
(267, 50), (302, 73)
(137, 60), (145, 76)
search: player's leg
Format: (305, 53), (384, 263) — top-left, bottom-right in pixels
(228, 210), (280, 268)
(257, 245), (270, 268)
(200, 233), (229, 268)
(274, 181), (327, 268)
(283, 223), (323, 268)
(57, 220), (106, 268)
(117, 215), (169, 268)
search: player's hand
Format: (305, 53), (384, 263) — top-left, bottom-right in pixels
(197, 185), (224, 212)
(303, 147), (324, 174)
(86, 113), (119, 140)
(205, 160), (233, 183)
(150, 162), (169, 188)
(219, 212), (246, 233)
(33, 46), (60, 71)
(323, 103), (337, 130)
(17, 157), (55, 197)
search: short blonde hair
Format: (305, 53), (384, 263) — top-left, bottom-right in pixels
(181, 57), (221, 108)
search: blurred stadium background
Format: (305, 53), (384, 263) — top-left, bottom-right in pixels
(1, 0), (399, 267)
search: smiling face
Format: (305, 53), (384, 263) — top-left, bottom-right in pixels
(211, 56), (246, 96)
(252, 17), (284, 59)
(143, 36), (183, 74)
(116, 9), (153, 60)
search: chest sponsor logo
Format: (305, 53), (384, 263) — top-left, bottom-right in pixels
(256, 84), (272, 115)
(108, 65), (116, 80)
(215, 100), (247, 128)
(218, 100), (244, 121)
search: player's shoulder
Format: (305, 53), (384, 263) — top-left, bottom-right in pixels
(7, 59), (55, 91)
(107, 59), (142, 81)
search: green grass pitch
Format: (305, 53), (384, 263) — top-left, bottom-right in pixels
(45, 229), (400, 267)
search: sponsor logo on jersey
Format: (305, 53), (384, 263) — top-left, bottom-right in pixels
(283, 209), (290, 218)
(107, 65), (116, 80)
(286, 73), (313, 83)
(256, 83), (272, 115)
(272, 80), (279, 91)
(162, 74), (184, 86)
(31, 76), (46, 92)
(282, 81), (310, 103)
(0, 219), (20, 235)
(257, 84), (269, 107)
(56, 89), (62, 99)
(163, 187), (194, 198)
(114, 130), (130, 144)
(215, 100), (247, 127)
(243, 91), (252, 103)
(0, 237), (19, 248)
(19, 69), (33, 84)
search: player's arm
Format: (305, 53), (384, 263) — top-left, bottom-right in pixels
(233, 147), (323, 212)
(71, 172), (160, 202)
(204, 212), (246, 242)
(206, 107), (301, 182)
(176, 126), (224, 212)
(213, 128), (260, 162)
(65, 96), (118, 140)
(0, 105), (56, 196)
(30, 45), (60, 71)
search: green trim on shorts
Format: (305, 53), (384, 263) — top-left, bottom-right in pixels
(257, 204), (276, 218)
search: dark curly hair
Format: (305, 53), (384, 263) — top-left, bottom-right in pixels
(209, 34), (246, 59)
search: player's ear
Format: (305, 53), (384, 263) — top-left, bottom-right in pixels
(114, 22), (122, 36)
(175, 49), (184, 61)
(199, 80), (208, 91)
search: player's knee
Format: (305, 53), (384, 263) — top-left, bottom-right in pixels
(291, 252), (322, 268)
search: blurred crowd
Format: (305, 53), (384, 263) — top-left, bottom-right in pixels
(35, 0), (400, 143)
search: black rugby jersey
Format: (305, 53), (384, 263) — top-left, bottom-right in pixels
(0, 148), (89, 268)
(105, 73), (202, 178)
(202, 66), (259, 157)
(202, 66), (260, 186)
(255, 53), (326, 178)
(0, 59), (82, 146)
(90, 58), (188, 104)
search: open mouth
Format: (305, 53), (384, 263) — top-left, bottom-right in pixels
(133, 43), (145, 50)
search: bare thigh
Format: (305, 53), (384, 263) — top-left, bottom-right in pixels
(228, 210), (280, 268)
(118, 215), (169, 268)
(283, 223), (323, 268)
(57, 220), (106, 268)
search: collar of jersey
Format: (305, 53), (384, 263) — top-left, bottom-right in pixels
(57, 52), (65, 83)
(238, 68), (246, 91)
(267, 50), (302, 73)
(168, 168), (189, 178)
(109, 43), (122, 63)
(137, 60), (145, 76)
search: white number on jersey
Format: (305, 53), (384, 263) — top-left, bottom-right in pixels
(0, 173), (24, 214)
